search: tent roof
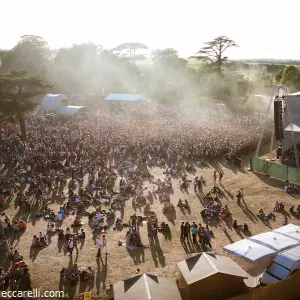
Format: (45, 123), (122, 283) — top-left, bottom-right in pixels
(177, 252), (248, 285)
(249, 232), (299, 251)
(273, 224), (300, 242)
(55, 106), (84, 116)
(223, 239), (276, 262)
(42, 94), (68, 100)
(285, 123), (300, 133)
(273, 245), (300, 269)
(113, 274), (182, 300)
(288, 92), (300, 96)
(104, 93), (146, 102)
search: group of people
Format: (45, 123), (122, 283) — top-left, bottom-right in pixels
(0, 105), (274, 296)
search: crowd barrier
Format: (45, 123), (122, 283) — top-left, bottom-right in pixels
(250, 157), (300, 183)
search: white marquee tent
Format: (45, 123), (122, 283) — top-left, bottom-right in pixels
(248, 232), (299, 252)
(223, 239), (277, 262)
(223, 224), (300, 262)
(273, 224), (300, 242)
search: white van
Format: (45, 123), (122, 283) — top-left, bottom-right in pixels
(260, 245), (300, 285)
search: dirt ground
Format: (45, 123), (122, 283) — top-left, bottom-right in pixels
(2, 156), (300, 299)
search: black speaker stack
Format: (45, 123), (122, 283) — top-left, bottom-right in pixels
(274, 99), (284, 141)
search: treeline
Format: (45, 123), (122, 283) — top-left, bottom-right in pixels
(1, 34), (300, 132)
(0, 35), (277, 108)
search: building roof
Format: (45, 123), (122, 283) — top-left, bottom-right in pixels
(177, 252), (248, 285)
(55, 106), (84, 116)
(104, 93), (146, 102)
(223, 239), (276, 262)
(113, 274), (182, 300)
(249, 231), (299, 251)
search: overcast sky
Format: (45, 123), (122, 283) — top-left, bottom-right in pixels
(1, 0), (299, 59)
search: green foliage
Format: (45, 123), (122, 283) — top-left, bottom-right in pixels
(190, 36), (238, 73)
(0, 34), (276, 111)
(280, 65), (300, 91)
(0, 70), (52, 139)
(0, 35), (51, 78)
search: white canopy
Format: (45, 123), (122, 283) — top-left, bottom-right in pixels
(273, 224), (300, 242)
(223, 239), (276, 262)
(249, 232), (299, 251)
(55, 106), (84, 116)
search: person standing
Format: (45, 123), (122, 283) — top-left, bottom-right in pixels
(194, 177), (198, 192)
(180, 222), (184, 239)
(73, 236), (78, 254)
(13, 222), (19, 240)
(96, 235), (102, 258)
(102, 235), (108, 255)
(69, 237), (74, 256)
(191, 225), (198, 243)
(213, 171), (217, 185)
(219, 171), (223, 183)
(186, 222), (191, 240)
(183, 223), (188, 241)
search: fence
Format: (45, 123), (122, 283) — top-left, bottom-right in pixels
(250, 157), (300, 183)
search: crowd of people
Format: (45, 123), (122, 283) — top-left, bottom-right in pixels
(0, 105), (273, 296)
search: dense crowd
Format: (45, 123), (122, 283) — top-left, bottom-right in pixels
(0, 104), (271, 295)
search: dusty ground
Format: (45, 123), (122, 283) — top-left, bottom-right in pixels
(2, 156), (300, 299)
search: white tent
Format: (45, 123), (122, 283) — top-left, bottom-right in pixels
(273, 224), (300, 242)
(223, 239), (276, 262)
(248, 232), (299, 252)
(41, 94), (70, 111)
(55, 106), (84, 116)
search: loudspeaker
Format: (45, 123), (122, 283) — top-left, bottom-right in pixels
(233, 156), (242, 167)
(276, 147), (282, 159)
(274, 100), (284, 141)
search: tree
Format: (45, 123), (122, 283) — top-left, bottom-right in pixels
(190, 36), (238, 73)
(280, 65), (300, 91)
(113, 42), (148, 63)
(0, 70), (52, 140)
(0, 35), (51, 77)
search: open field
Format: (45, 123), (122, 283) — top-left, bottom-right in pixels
(1, 156), (300, 299)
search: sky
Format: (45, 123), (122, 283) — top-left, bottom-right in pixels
(1, 0), (299, 60)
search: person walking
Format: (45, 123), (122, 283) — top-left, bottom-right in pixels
(96, 235), (102, 258)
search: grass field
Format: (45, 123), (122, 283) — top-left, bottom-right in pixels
(2, 155), (300, 299)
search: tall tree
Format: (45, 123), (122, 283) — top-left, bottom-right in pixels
(0, 70), (52, 139)
(0, 35), (51, 77)
(113, 42), (148, 63)
(190, 36), (238, 73)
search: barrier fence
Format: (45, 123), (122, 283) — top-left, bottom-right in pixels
(250, 157), (300, 183)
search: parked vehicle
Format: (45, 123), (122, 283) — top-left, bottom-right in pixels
(260, 245), (300, 285)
